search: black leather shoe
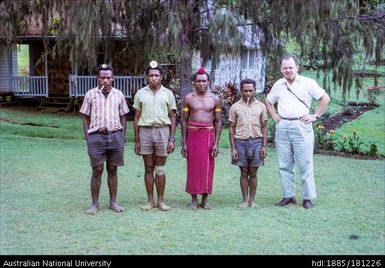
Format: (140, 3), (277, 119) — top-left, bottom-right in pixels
(275, 197), (296, 206)
(303, 199), (313, 209)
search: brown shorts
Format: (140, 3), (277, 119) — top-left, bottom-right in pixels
(139, 126), (169, 156)
(87, 131), (125, 167)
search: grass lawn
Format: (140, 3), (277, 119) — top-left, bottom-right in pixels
(0, 109), (384, 255)
(333, 103), (385, 154)
(302, 67), (385, 114)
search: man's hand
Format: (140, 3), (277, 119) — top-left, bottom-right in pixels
(260, 146), (267, 159)
(300, 114), (318, 123)
(231, 148), (239, 161)
(272, 114), (281, 122)
(167, 141), (175, 153)
(181, 144), (188, 159)
(134, 142), (141, 155)
(211, 144), (219, 157)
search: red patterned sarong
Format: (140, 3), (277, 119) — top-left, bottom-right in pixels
(185, 122), (215, 195)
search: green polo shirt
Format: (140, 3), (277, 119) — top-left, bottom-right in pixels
(133, 85), (177, 126)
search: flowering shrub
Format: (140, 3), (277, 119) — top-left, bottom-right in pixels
(337, 135), (349, 153)
(368, 143), (378, 157)
(337, 129), (365, 154)
(314, 124), (336, 150)
(326, 129), (336, 150)
(366, 85), (384, 105)
(348, 129), (365, 154)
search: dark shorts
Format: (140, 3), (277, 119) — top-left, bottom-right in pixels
(231, 137), (264, 167)
(87, 131), (125, 167)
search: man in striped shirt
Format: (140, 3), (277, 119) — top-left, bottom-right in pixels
(80, 64), (130, 215)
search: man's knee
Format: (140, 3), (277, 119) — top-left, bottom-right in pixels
(249, 167), (258, 177)
(106, 164), (117, 176)
(239, 166), (248, 176)
(154, 165), (165, 176)
(92, 165), (103, 176)
(143, 164), (153, 174)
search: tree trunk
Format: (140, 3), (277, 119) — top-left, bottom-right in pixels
(179, 50), (193, 103)
(209, 56), (217, 89)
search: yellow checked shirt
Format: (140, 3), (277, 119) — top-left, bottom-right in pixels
(228, 99), (267, 139)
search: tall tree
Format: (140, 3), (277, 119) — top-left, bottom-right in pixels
(1, 0), (242, 99)
(116, 0), (242, 98)
(1, 0), (383, 101)
(235, 0), (385, 98)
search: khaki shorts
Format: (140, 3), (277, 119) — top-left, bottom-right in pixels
(139, 126), (169, 156)
(87, 131), (125, 167)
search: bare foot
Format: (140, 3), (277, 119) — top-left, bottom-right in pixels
(200, 203), (212, 210)
(239, 202), (248, 208)
(158, 202), (171, 211)
(248, 202), (256, 208)
(110, 202), (125, 213)
(85, 205), (98, 215)
(140, 203), (154, 211)
(188, 202), (198, 210)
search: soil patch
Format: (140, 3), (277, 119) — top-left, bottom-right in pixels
(353, 70), (384, 78)
(0, 117), (59, 128)
(315, 149), (383, 160)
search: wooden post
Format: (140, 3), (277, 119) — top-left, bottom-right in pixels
(44, 51), (48, 97)
(7, 46), (13, 92)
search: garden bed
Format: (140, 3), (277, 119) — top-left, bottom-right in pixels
(322, 104), (376, 132)
(315, 149), (384, 160)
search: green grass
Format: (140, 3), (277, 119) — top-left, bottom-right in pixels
(302, 66), (385, 114)
(17, 44), (29, 76)
(0, 112), (384, 255)
(333, 103), (385, 154)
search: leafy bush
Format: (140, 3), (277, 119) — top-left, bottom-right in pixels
(337, 129), (366, 154)
(211, 82), (240, 127)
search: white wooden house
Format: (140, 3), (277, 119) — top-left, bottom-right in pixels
(193, 25), (265, 93)
(0, 41), (145, 100)
(0, 46), (18, 94)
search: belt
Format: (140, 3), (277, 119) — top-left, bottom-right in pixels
(235, 137), (262, 141)
(280, 116), (302, 121)
(141, 125), (168, 128)
(188, 126), (214, 129)
(91, 129), (122, 135)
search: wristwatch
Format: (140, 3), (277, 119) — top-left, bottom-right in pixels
(168, 136), (176, 142)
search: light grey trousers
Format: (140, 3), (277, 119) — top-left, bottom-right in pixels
(275, 120), (316, 200)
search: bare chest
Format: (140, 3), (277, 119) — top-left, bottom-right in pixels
(190, 96), (216, 112)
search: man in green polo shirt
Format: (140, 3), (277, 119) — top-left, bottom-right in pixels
(133, 61), (177, 211)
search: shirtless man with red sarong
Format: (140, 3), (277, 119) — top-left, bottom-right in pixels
(181, 67), (222, 210)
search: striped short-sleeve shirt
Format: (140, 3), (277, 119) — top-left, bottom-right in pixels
(80, 87), (130, 134)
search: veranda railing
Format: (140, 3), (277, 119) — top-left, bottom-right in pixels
(69, 75), (145, 98)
